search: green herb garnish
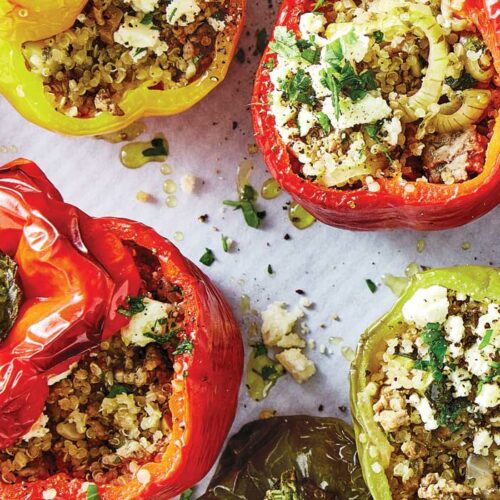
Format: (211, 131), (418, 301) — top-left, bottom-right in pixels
(168, 7), (178, 22)
(117, 296), (146, 317)
(180, 489), (193, 500)
(221, 235), (231, 252)
(373, 30), (384, 43)
(267, 264), (274, 275)
(445, 72), (477, 91)
(144, 326), (183, 344)
(173, 338), (194, 355)
(280, 68), (315, 105)
(316, 111), (331, 134)
(252, 342), (268, 357)
(365, 279), (377, 293)
(200, 248), (215, 266)
(108, 384), (133, 398)
(143, 137), (168, 157)
(86, 484), (101, 500)
(417, 322), (447, 381)
(254, 365), (280, 381)
(224, 184), (266, 229)
(479, 329), (493, 349)
(263, 58), (276, 70)
(141, 13), (154, 25)
(269, 28), (301, 59)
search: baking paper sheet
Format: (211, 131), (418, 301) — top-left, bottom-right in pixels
(0, 0), (498, 496)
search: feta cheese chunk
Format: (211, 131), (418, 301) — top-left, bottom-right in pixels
(125, 0), (159, 13)
(114, 16), (168, 55)
(402, 286), (449, 328)
(409, 394), (438, 431)
(299, 12), (327, 37)
(475, 304), (499, 339)
(166, 0), (200, 26)
(297, 107), (317, 136)
(449, 368), (472, 397)
(121, 298), (173, 347)
(465, 343), (493, 378)
(261, 302), (305, 348)
(473, 429), (493, 456)
(444, 315), (465, 344)
(276, 348), (316, 383)
(475, 383), (500, 410)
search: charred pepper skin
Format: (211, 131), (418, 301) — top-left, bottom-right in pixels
(0, 0), (246, 136)
(251, 0), (500, 231)
(350, 266), (500, 499)
(0, 159), (243, 500)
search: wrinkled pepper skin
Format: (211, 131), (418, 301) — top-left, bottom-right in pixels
(0, 0), (246, 136)
(0, 159), (243, 500)
(252, 0), (500, 231)
(350, 266), (500, 499)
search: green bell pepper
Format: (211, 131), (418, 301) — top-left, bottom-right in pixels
(350, 265), (500, 499)
(200, 415), (370, 499)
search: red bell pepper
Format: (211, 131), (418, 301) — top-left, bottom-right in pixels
(0, 159), (243, 500)
(252, 0), (500, 230)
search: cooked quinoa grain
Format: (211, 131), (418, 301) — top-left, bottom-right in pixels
(22, 0), (236, 117)
(370, 290), (499, 499)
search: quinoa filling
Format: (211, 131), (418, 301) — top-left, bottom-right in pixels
(265, 0), (499, 188)
(369, 288), (499, 499)
(22, 0), (235, 118)
(0, 242), (189, 485)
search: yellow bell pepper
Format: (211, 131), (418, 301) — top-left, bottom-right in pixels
(0, 0), (246, 136)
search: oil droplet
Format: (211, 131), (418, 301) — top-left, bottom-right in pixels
(237, 159), (254, 195)
(461, 241), (471, 251)
(160, 164), (171, 175)
(261, 178), (282, 200)
(163, 179), (176, 194)
(416, 239), (426, 253)
(173, 231), (184, 242)
(405, 262), (422, 278)
(120, 134), (168, 169)
(96, 121), (146, 143)
(341, 345), (355, 362)
(135, 191), (151, 202)
(382, 274), (409, 297)
(288, 202), (316, 229)
(165, 195), (177, 208)
(246, 346), (284, 401)
(240, 294), (250, 314)
(328, 336), (343, 346)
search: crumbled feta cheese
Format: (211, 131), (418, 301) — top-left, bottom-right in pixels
(125, 0), (159, 13)
(473, 429), (493, 456)
(393, 460), (414, 483)
(444, 315), (465, 344)
(207, 17), (226, 32)
(299, 12), (327, 37)
(117, 440), (143, 458)
(340, 30), (370, 63)
(475, 383), (500, 410)
(261, 302), (305, 348)
(275, 348), (316, 383)
(42, 490), (57, 500)
(381, 117), (402, 146)
(307, 64), (331, 98)
(402, 286), (449, 328)
(449, 368), (472, 397)
(475, 304), (499, 339)
(409, 394), (438, 431)
(180, 174), (197, 193)
(166, 0), (200, 26)
(121, 298), (173, 347)
(270, 91), (297, 127)
(23, 413), (50, 441)
(465, 343), (492, 378)
(114, 16), (168, 55)
(297, 107), (317, 136)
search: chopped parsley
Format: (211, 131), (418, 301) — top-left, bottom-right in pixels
(313, 0), (326, 11)
(269, 28), (302, 60)
(263, 58), (276, 70)
(180, 489), (193, 500)
(252, 342), (268, 357)
(168, 7), (178, 22)
(426, 380), (468, 432)
(280, 69), (316, 106)
(173, 338), (194, 355)
(86, 484), (101, 500)
(143, 137), (168, 157)
(373, 30), (384, 43)
(365, 279), (378, 293)
(108, 384), (133, 398)
(365, 120), (393, 162)
(316, 111), (331, 134)
(223, 184), (266, 229)
(479, 329), (493, 349)
(415, 322), (447, 381)
(134, 47), (147, 57)
(267, 264), (274, 275)
(141, 13), (154, 25)
(445, 72), (477, 91)
(200, 248), (215, 266)
(253, 364), (281, 381)
(144, 326), (183, 344)
(117, 295), (146, 317)
(221, 234), (231, 252)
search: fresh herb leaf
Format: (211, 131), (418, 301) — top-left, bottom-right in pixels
(251, 342), (268, 357)
(143, 137), (168, 157)
(117, 296), (145, 317)
(373, 30), (384, 43)
(301, 46), (321, 64)
(280, 69), (315, 106)
(365, 120), (393, 163)
(221, 234), (231, 252)
(418, 323), (447, 380)
(224, 184), (266, 229)
(445, 72), (477, 91)
(180, 489), (193, 500)
(316, 111), (331, 134)
(365, 279), (377, 293)
(134, 47), (147, 57)
(413, 359), (431, 371)
(173, 338), (193, 355)
(141, 13), (154, 25)
(320, 68), (340, 120)
(479, 329), (493, 349)
(86, 484), (101, 500)
(267, 264), (274, 275)
(263, 58), (276, 70)
(253, 365), (280, 381)
(323, 39), (343, 65)
(242, 184), (257, 202)
(144, 326), (183, 344)
(168, 7), (177, 22)
(313, 0), (326, 11)
(108, 384), (133, 398)
(269, 27), (301, 59)
(200, 248), (215, 266)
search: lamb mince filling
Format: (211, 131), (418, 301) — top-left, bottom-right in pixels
(0, 243), (188, 485)
(369, 287), (499, 498)
(266, 0), (499, 188)
(22, 0), (235, 117)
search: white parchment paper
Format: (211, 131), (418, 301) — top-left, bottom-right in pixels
(0, 0), (499, 496)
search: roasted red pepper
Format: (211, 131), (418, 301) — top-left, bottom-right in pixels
(0, 159), (243, 499)
(252, 0), (500, 230)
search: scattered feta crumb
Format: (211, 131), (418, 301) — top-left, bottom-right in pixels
(180, 174), (197, 194)
(473, 429), (493, 456)
(475, 383), (500, 410)
(42, 490), (57, 500)
(276, 348), (316, 383)
(166, 0), (201, 26)
(402, 286), (449, 328)
(409, 394), (438, 431)
(261, 302), (305, 348)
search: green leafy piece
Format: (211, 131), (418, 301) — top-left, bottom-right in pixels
(224, 184), (266, 229)
(117, 295), (146, 317)
(320, 67), (340, 119)
(254, 364), (281, 381)
(267, 264), (274, 275)
(313, 0), (326, 11)
(301, 46), (321, 64)
(168, 7), (178, 22)
(200, 248), (215, 266)
(365, 120), (393, 163)
(141, 13), (154, 25)
(0, 251), (21, 342)
(280, 69), (315, 106)
(479, 329), (493, 349)
(413, 359), (430, 371)
(144, 326), (183, 344)
(316, 111), (331, 134)
(221, 234), (231, 252)
(86, 484), (101, 500)
(200, 416), (370, 499)
(269, 28), (301, 59)
(180, 489), (193, 500)
(426, 379), (468, 431)
(373, 30), (384, 43)
(134, 47), (147, 57)
(417, 323), (447, 381)
(173, 338), (194, 355)
(108, 384), (133, 398)
(143, 137), (168, 157)
(251, 342), (268, 357)
(365, 279), (377, 293)
(445, 72), (477, 91)
(323, 39), (343, 65)
(263, 58), (276, 70)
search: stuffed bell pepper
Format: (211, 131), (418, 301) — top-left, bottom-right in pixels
(351, 266), (499, 498)
(252, 0), (500, 230)
(0, 158), (243, 499)
(0, 0), (245, 135)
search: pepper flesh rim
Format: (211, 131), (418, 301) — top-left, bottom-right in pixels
(0, 0), (247, 136)
(349, 265), (500, 499)
(251, 0), (500, 231)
